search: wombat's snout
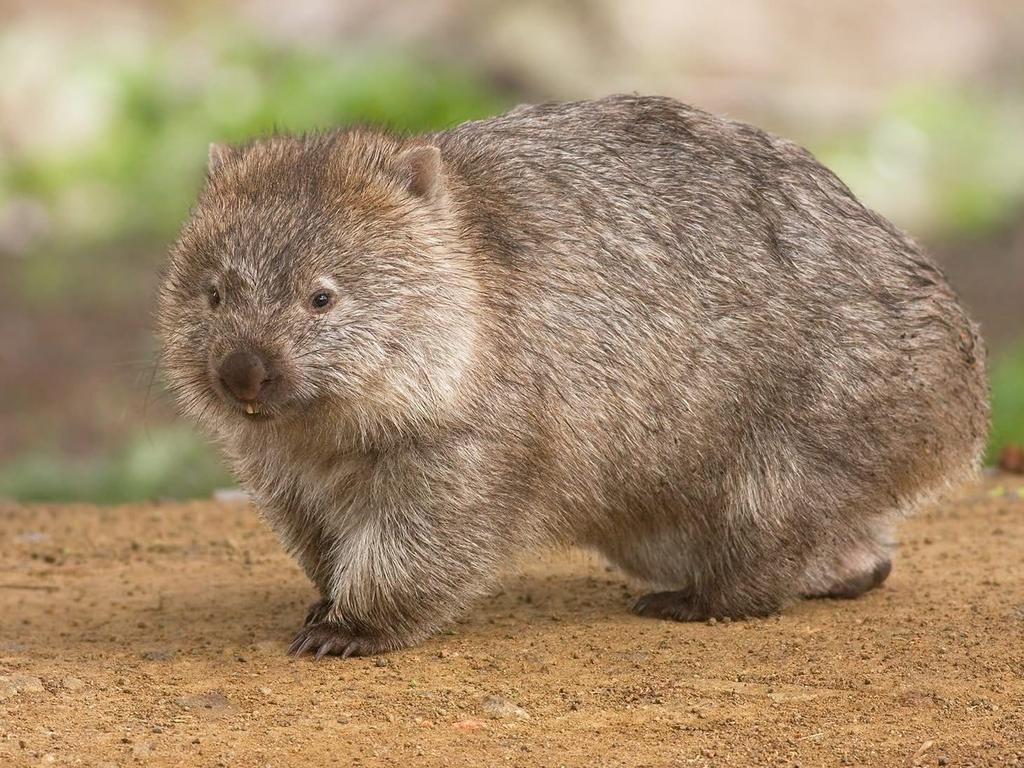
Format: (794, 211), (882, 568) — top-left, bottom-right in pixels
(217, 350), (274, 412)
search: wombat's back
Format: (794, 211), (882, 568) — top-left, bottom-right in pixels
(437, 96), (988, 540)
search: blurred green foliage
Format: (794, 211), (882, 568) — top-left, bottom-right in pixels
(817, 87), (1024, 237)
(989, 345), (1024, 463)
(0, 427), (231, 504)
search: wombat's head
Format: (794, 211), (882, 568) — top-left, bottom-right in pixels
(157, 131), (478, 440)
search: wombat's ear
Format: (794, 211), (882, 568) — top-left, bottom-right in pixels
(396, 145), (443, 201)
(207, 143), (235, 175)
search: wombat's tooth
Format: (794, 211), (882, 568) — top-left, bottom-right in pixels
(245, 402), (256, 415)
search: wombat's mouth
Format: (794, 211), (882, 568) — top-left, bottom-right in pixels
(240, 402), (274, 421)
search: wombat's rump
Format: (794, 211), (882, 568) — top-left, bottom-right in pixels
(157, 96), (988, 657)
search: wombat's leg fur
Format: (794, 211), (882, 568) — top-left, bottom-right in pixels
(288, 508), (497, 658)
(256, 500), (343, 627)
(278, 510), (483, 654)
(283, 450), (509, 657)
(303, 598), (332, 627)
(290, 529), (334, 626)
(256, 492), (335, 603)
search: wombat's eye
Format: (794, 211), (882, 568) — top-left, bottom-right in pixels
(310, 290), (336, 313)
(207, 286), (221, 309)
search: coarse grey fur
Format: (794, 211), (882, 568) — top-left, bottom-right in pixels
(157, 95), (989, 657)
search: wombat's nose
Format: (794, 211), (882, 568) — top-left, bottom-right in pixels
(218, 350), (268, 403)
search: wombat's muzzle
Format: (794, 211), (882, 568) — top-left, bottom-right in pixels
(216, 350), (275, 413)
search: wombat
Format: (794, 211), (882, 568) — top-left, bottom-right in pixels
(157, 95), (988, 658)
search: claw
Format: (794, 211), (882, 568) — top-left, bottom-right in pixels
(289, 629), (318, 657)
(314, 638), (336, 660)
(289, 620), (385, 659)
(341, 640), (360, 659)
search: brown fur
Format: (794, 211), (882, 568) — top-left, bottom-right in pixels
(156, 95), (989, 657)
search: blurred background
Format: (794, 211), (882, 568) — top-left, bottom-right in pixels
(0, 0), (1021, 503)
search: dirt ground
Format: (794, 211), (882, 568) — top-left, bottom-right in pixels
(1, 474), (1022, 767)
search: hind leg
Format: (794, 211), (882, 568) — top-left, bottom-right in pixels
(619, 517), (809, 622)
(628, 517), (894, 621)
(614, 450), (901, 622)
(630, 549), (799, 622)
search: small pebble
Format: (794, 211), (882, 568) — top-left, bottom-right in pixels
(62, 677), (86, 692)
(141, 649), (176, 662)
(481, 694), (530, 720)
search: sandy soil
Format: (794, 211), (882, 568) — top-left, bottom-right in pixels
(1, 474), (1022, 767)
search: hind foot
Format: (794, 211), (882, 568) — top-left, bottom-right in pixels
(807, 558), (891, 600)
(632, 588), (782, 622)
(633, 589), (706, 621)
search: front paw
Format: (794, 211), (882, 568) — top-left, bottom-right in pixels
(288, 621), (391, 660)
